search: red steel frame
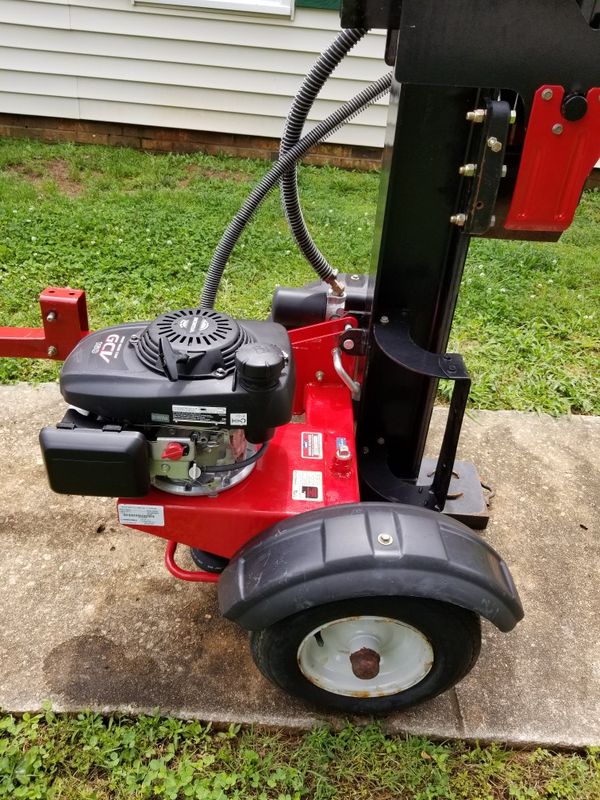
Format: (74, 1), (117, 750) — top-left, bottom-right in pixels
(0, 287), (89, 360)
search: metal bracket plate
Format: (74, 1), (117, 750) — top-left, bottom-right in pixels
(373, 313), (471, 513)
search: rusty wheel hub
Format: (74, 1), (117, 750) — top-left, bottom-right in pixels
(349, 647), (381, 679)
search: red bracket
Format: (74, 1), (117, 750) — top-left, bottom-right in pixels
(0, 287), (89, 360)
(505, 86), (600, 232)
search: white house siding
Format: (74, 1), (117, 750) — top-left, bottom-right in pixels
(0, 0), (390, 148)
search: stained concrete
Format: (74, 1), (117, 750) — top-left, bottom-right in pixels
(0, 383), (598, 747)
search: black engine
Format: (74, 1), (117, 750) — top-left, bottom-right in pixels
(40, 308), (295, 498)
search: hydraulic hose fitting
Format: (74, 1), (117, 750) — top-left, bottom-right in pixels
(326, 275), (345, 296)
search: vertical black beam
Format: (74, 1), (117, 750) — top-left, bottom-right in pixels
(357, 80), (478, 498)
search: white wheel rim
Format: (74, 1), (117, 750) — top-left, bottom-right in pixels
(297, 615), (434, 697)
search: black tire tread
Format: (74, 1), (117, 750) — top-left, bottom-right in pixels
(250, 597), (481, 716)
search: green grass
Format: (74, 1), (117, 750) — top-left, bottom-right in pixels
(0, 138), (598, 414)
(2, 710), (599, 799)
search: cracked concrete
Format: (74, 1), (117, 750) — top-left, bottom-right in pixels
(0, 383), (599, 747)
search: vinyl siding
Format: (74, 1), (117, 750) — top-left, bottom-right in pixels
(0, 0), (390, 147)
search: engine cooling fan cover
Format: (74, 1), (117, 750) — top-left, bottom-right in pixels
(135, 308), (252, 378)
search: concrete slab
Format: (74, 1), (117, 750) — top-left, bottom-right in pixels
(0, 383), (598, 747)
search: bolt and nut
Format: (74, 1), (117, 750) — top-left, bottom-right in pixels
(315, 370), (324, 382)
(342, 338), (355, 352)
(487, 136), (503, 153)
(466, 109), (486, 123)
(46, 311), (57, 322)
(459, 163), (477, 177)
(552, 123), (564, 135)
(450, 213), (467, 227)
(541, 88), (554, 101)
(377, 533), (394, 546)
(349, 274), (360, 281)
(379, 315), (389, 325)
(47, 346), (58, 357)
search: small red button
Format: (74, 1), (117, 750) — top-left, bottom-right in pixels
(161, 442), (185, 460)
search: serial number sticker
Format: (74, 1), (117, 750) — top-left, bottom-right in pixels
(172, 404), (226, 424)
(230, 412), (248, 426)
(301, 431), (323, 460)
(118, 504), (164, 527)
(292, 470), (323, 502)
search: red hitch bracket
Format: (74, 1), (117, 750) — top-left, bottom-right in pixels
(0, 287), (89, 360)
(506, 85), (600, 233)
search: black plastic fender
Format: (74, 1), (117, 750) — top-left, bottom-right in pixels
(218, 502), (523, 632)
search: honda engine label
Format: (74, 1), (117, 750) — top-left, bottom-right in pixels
(172, 404), (226, 425)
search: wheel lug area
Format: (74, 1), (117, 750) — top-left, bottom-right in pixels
(349, 647), (381, 680)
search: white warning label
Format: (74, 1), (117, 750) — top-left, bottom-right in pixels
(301, 431), (323, 460)
(172, 404), (226, 424)
(292, 470), (323, 502)
(118, 504), (165, 527)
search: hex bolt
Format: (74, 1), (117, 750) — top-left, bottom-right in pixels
(379, 315), (389, 325)
(490, 215), (497, 227)
(509, 110), (517, 124)
(315, 370), (324, 382)
(466, 109), (486, 123)
(552, 123), (564, 135)
(46, 311), (57, 322)
(47, 346), (58, 357)
(377, 533), (394, 546)
(459, 163), (477, 177)
(501, 165), (508, 178)
(541, 88), (554, 101)
(349, 274), (360, 281)
(487, 136), (503, 153)
(160, 463), (170, 474)
(450, 213), (467, 227)
(342, 338), (355, 352)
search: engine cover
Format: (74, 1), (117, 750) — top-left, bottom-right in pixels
(60, 309), (295, 443)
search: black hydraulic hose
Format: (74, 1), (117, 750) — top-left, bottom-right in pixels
(279, 29), (375, 288)
(200, 71), (393, 309)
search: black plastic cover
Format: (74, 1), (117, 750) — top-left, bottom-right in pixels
(59, 318), (294, 434)
(218, 502), (523, 632)
(40, 426), (150, 497)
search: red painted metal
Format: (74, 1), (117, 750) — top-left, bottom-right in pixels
(287, 316), (359, 414)
(119, 381), (359, 558)
(506, 85), (600, 232)
(0, 287), (89, 360)
(164, 540), (220, 583)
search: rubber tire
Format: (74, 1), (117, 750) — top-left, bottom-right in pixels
(190, 547), (229, 573)
(250, 596), (481, 715)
